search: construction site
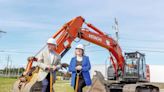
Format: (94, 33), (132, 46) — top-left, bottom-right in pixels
(0, 0), (164, 92)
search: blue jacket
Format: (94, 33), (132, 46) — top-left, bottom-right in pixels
(69, 56), (92, 87)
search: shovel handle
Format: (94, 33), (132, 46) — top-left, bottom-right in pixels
(75, 70), (82, 92)
(50, 72), (53, 92)
(75, 73), (80, 92)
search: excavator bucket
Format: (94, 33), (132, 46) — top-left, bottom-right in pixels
(12, 63), (68, 92)
(12, 67), (43, 92)
(86, 71), (108, 92)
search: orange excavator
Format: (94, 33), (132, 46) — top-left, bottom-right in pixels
(13, 16), (159, 92)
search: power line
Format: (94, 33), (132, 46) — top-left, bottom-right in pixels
(86, 45), (164, 51)
(123, 49), (164, 53)
(1, 46), (164, 54)
(120, 37), (164, 43)
(0, 50), (33, 54)
(86, 48), (164, 53)
(121, 46), (164, 50)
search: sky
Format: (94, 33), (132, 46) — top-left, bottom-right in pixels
(0, 0), (164, 69)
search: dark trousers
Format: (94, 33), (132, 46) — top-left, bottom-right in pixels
(74, 75), (86, 92)
(42, 73), (56, 92)
(43, 73), (50, 92)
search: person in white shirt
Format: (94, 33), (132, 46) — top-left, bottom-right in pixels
(36, 38), (61, 92)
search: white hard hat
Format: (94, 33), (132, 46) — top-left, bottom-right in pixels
(76, 44), (84, 50)
(47, 38), (56, 45)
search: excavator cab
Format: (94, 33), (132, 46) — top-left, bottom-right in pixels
(104, 52), (159, 92)
(123, 52), (147, 83)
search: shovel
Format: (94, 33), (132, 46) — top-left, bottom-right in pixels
(50, 71), (53, 92)
(75, 71), (81, 92)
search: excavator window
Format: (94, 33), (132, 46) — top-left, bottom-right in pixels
(139, 56), (147, 80)
(125, 57), (138, 77)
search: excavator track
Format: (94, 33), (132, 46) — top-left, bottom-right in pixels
(87, 71), (160, 92)
(123, 83), (159, 92)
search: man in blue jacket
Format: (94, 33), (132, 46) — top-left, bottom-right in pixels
(69, 44), (92, 92)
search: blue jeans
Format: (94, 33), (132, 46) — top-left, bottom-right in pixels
(42, 72), (56, 92)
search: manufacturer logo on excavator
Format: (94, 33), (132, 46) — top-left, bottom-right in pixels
(88, 34), (102, 42)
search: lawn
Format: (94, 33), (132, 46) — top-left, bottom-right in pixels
(3, 77), (163, 92)
(0, 77), (88, 92)
(54, 80), (74, 92)
(0, 77), (16, 92)
(54, 80), (89, 92)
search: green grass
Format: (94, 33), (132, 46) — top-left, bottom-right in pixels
(0, 77), (88, 92)
(1, 77), (163, 92)
(54, 80), (74, 92)
(54, 80), (88, 92)
(0, 77), (17, 92)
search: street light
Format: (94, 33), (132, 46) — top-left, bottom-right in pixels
(0, 30), (6, 38)
(0, 30), (6, 33)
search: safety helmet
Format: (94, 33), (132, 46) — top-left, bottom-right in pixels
(76, 44), (84, 50)
(47, 38), (56, 45)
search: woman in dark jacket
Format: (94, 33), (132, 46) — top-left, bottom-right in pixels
(69, 44), (92, 92)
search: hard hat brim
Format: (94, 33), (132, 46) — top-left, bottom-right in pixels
(47, 38), (56, 45)
(75, 48), (84, 50)
(47, 43), (56, 45)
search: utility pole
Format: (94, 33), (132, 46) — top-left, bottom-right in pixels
(5, 55), (9, 77)
(9, 59), (12, 77)
(0, 30), (6, 76)
(17, 66), (20, 77)
(111, 18), (120, 76)
(113, 18), (119, 43)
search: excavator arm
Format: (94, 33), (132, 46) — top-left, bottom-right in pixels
(17, 16), (160, 92)
(25, 16), (124, 78)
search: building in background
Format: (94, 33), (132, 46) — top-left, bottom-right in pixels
(149, 65), (164, 83)
(90, 64), (164, 83)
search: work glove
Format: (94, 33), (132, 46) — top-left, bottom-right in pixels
(45, 65), (57, 72)
(59, 67), (68, 75)
(27, 56), (38, 61)
(75, 65), (82, 70)
(53, 65), (57, 71)
(45, 65), (53, 72)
